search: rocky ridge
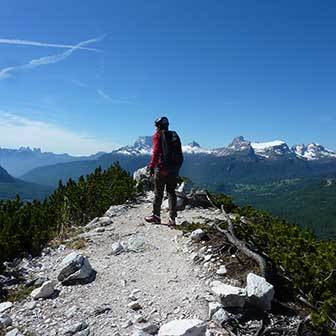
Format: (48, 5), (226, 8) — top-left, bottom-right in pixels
(0, 186), (304, 336)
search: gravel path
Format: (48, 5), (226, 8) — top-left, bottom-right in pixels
(7, 194), (227, 336)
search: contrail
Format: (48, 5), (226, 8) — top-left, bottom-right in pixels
(0, 35), (105, 80)
(0, 38), (101, 52)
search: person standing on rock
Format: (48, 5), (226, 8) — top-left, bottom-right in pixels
(145, 117), (183, 226)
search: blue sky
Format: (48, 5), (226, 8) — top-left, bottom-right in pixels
(0, 0), (335, 155)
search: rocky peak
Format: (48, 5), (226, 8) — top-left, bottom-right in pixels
(133, 136), (153, 149)
(293, 143), (336, 160)
(251, 140), (291, 159)
(188, 141), (201, 148)
(228, 136), (251, 150)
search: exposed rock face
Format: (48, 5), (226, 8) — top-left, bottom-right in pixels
(133, 166), (153, 192)
(30, 280), (55, 300)
(158, 319), (207, 336)
(246, 273), (274, 311)
(210, 281), (247, 308)
(57, 252), (96, 285)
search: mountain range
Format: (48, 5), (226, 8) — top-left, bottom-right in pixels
(0, 147), (106, 177)
(0, 164), (52, 201)
(111, 135), (336, 160)
(19, 136), (336, 188)
(1, 136), (336, 237)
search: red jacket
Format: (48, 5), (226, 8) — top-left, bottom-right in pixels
(149, 131), (163, 170)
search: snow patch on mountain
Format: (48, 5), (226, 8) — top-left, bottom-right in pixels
(251, 140), (286, 150)
(112, 136), (336, 161)
(182, 141), (213, 155)
(293, 143), (336, 160)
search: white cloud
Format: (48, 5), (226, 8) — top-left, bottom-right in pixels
(0, 112), (118, 156)
(97, 89), (136, 105)
(0, 35), (105, 80)
(0, 38), (101, 52)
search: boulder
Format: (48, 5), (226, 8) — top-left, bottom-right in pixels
(128, 301), (142, 310)
(162, 197), (185, 212)
(5, 329), (23, 336)
(216, 266), (227, 276)
(246, 273), (274, 311)
(190, 229), (208, 242)
(112, 242), (125, 255)
(0, 302), (12, 313)
(0, 314), (12, 328)
(212, 308), (230, 325)
(98, 216), (112, 226)
(133, 166), (153, 192)
(158, 319), (206, 336)
(31, 280), (55, 300)
(210, 281), (246, 308)
(186, 190), (212, 208)
(57, 252), (96, 285)
(208, 302), (222, 319)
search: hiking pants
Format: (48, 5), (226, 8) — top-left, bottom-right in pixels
(153, 170), (178, 219)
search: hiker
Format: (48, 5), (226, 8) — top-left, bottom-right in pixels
(145, 117), (183, 226)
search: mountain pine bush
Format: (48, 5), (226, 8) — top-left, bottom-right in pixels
(211, 193), (336, 335)
(0, 162), (136, 268)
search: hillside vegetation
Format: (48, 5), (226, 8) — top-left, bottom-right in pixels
(1, 162), (335, 333)
(0, 163), (136, 267)
(216, 176), (336, 239)
(211, 193), (336, 334)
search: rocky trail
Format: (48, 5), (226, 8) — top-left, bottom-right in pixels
(0, 191), (301, 336)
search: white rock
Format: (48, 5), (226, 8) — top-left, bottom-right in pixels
(210, 281), (246, 308)
(246, 273), (274, 311)
(58, 252), (96, 285)
(128, 301), (142, 310)
(99, 216), (112, 226)
(133, 314), (146, 323)
(212, 308), (230, 325)
(162, 197), (185, 211)
(158, 319), (206, 336)
(24, 301), (37, 310)
(31, 280), (55, 300)
(208, 302), (222, 319)
(216, 266), (227, 276)
(112, 242), (125, 255)
(204, 255), (212, 262)
(0, 302), (12, 313)
(5, 329), (23, 336)
(93, 227), (105, 233)
(190, 229), (207, 242)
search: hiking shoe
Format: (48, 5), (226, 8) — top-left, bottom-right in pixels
(145, 214), (161, 224)
(168, 217), (176, 226)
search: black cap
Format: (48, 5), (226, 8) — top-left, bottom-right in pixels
(154, 116), (169, 130)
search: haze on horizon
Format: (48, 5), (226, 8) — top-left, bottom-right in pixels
(0, 0), (335, 155)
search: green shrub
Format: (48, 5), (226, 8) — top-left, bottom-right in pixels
(0, 162), (136, 268)
(214, 195), (336, 334)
